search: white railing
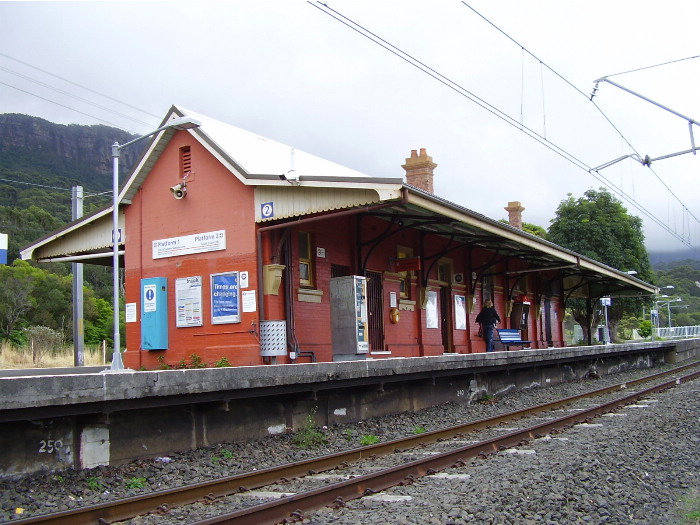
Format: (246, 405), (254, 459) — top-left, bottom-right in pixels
(655, 325), (700, 339)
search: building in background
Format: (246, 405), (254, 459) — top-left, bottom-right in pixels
(20, 106), (656, 369)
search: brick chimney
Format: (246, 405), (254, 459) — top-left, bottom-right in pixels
(504, 201), (525, 230)
(402, 148), (436, 194)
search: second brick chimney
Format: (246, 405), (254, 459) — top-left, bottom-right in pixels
(504, 201), (525, 230)
(402, 148), (436, 194)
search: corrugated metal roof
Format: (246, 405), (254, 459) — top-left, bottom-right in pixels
(255, 186), (402, 222)
(17, 105), (657, 298)
(172, 106), (400, 181)
(20, 207), (121, 264)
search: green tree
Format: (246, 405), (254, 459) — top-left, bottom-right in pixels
(548, 188), (652, 342)
(84, 297), (113, 345)
(0, 260), (37, 341)
(651, 265), (700, 327)
(0, 205), (65, 263)
(499, 219), (548, 239)
(0, 259), (111, 345)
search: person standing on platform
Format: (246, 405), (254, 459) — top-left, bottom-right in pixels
(476, 299), (501, 352)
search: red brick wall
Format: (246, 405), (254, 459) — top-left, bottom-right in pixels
(121, 136), (565, 368)
(123, 131), (260, 370)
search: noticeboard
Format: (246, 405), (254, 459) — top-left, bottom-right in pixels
(175, 276), (203, 327)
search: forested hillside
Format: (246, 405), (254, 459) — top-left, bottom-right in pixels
(0, 114), (143, 347)
(0, 113), (698, 349)
(0, 113), (143, 261)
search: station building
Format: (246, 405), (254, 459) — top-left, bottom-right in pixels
(21, 106), (656, 369)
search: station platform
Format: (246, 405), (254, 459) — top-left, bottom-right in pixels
(1, 339), (698, 479)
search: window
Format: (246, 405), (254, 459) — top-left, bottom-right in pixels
(397, 246), (412, 299)
(331, 264), (350, 278)
(437, 261), (451, 284)
(299, 231), (313, 287)
(482, 274), (493, 303)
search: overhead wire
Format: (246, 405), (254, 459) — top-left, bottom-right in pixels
(0, 56), (157, 205)
(0, 65), (155, 129)
(603, 54), (700, 78)
(307, 1), (593, 172)
(0, 52), (160, 119)
(0, 176), (113, 199)
(464, 3), (700, 244)
(0, 80), (132, 130)
(0, 177), (72, 193)
(460, 1), (700, 236)
(309, 1), (694, 247)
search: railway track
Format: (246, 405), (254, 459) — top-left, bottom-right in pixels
(12, 361), (700, 525)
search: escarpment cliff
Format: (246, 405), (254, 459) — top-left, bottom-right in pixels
(0, 113), (143, 191)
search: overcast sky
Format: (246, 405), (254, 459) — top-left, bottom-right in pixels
(1, 1), (699, 255)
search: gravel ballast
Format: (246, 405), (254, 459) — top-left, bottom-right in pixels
(307, 375), (700, 524)
(1, 364), (698, 524)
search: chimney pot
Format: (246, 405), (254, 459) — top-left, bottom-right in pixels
(504, 201), (525, 230)
(402, 148), (437, 194)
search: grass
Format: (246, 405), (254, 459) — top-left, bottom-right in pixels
(359, 434), (380, 446)
(125, 477), (147, 490)
(85, 476), (102, 491)
(679, 490), (700, 524)
(0, 342), (107, 369)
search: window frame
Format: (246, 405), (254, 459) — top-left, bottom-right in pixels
(298, 231), (314, 287)
(396, 245), (413, 299)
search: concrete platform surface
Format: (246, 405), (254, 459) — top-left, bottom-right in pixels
(0, 340), (681, 411)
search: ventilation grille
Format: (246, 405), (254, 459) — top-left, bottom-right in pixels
(260, 320), (287, 356)
(180, 146), (192, 177)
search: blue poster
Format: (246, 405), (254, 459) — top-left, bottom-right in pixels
(211, 272), (240, 324)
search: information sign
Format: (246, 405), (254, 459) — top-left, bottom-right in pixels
(175, 276), (203, 327)
(152, 230), (226, 259)
(211, 272), (240, 324)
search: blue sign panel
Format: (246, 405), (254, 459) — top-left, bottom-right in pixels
(211, 272), (240, 324)
(0, 233), (7, 265)
(261, 202), (274, 219)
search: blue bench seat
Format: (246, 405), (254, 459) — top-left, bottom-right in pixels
(496, 329), (532, 350)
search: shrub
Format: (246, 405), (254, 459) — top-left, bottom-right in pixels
(215, 356), (231, 367)
(638, 320), (652, 338)
(24, 326), (62, 366)
(292, 408), (328, 449)
(189, 353), (206, 368)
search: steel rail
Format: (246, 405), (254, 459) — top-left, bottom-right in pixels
(12, 361), (700, 525)
(190, 367), (700, 525)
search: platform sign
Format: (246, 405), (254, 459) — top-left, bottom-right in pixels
(152, 230), (226, 259)
(211, 272), (240, 324)
(261, 202), (274, 219)
(0, 233), (7, 265)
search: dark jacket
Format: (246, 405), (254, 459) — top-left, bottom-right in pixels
(476, 306), (501, 326)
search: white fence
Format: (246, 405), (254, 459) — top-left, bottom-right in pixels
(655, 325), (700, 339)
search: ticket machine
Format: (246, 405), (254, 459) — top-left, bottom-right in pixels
(510, 294), (530, 330)
(330, 275), (369, 361)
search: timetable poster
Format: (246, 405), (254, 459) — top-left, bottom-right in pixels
(175, 276), (203, 327)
